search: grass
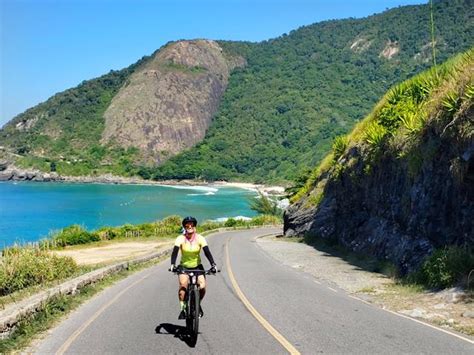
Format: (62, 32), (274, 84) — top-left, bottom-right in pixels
(0, 247), (78, 297)
(358, 286), (377, 294)
(0, 264), (96, 309)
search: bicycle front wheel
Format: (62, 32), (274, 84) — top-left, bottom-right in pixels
(190, 287), (200, 341)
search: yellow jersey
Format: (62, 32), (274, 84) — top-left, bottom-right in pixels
(174, 233), (208, 268)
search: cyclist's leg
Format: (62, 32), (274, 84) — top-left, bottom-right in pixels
(197, 275), (206, 300)
(178, 274), (188, 301)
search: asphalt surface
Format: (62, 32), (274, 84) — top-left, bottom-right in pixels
(32, 228), (473, 354)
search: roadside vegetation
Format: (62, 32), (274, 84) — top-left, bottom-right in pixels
(249, 192), (284, 217)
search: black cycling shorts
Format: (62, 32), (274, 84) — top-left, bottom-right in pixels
(179, 264), (205, 278)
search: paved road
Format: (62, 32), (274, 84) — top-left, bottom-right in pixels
(33, 228), (473, 354)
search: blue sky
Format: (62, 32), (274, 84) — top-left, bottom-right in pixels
(1, 0), (426, 127)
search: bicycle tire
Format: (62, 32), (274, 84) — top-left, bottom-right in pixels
(192, 287), (200, 340)
(185, 286), (193, 332)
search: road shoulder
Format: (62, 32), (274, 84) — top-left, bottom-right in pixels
(256, 236), (474, 337)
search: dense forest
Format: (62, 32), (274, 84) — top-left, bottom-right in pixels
(152, 0), (473, 183)
(1, 0), (472, 183)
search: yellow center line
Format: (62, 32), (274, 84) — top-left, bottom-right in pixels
(56, 272), (152, 355)
(225, 239), (301, 355)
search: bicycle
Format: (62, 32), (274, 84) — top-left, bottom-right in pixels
(170, 267), (219, 344)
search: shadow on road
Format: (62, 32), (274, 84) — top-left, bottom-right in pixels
(301, 235), (395, 277)
(155, 323), (197, 347)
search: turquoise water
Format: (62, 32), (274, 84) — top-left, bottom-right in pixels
(0, 181), (257, 246)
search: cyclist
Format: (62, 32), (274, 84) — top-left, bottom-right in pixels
(170, 216), (217, 319)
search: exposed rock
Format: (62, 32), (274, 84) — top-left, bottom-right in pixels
(462, 311), (474, 318)
(413, 40), (446, 63)
(399, 308), (427, 318)
(439, 288), (468, 304)
(284, 104), (473, 274)
(101, 40), (245, 164)
(0, 171), (12, 181)
(350, 37), (373, 53)
(14, 115), (40, 131)
(379, 40), (400, 59)
(0, 160), (8, 171)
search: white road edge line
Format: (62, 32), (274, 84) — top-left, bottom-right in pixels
(347, 295), (474, 344)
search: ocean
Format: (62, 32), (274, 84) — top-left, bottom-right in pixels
(0, 181), (257, 246)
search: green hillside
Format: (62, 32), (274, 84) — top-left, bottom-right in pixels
(1, 0), (473, 182)
(152, 0), (473, 183)
(0, 54), (155, 176)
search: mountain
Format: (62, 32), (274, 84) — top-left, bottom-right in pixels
(101, 40), (245, 164)
(0, 40), (244, 176)
(1, 0), (473, 182)
(284, 48), (473, 277)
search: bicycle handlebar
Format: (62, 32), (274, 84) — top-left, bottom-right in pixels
(169, 267), (220, 275)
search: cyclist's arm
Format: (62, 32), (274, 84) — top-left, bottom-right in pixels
(170, 246), (180, 265)
(171, 236), (184, 266)
(203, 246), (215, 265)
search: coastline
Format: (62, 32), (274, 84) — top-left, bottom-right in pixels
(0, 166), (286, 194)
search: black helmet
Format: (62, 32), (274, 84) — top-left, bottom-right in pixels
(182, 216), (198, 227)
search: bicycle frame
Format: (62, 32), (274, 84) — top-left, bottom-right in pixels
(172, 268), (217, 344)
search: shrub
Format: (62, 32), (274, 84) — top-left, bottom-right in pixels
(199, 221), (222, 232)
(416, 246), (474, 289)
(332, 135), (348, 162)
(161, 215), (182, 226)
(463, 83), (474, 100)
(249, 215), (282, 225)
(224, 218), (238, 227)
(52, 225), (100, 247)
(399, 110), (426, 135)
(249, 192), (283, 217)
(0, 247), (77, 296)
(442, 91), (461, 114)
(364, 122), (387, 147)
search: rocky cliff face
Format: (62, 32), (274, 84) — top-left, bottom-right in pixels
(101, 40), (245, 164)
(284, 52), (473, 274)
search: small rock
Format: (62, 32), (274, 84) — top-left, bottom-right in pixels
(433, 303), (446, 310)
(440, 288), (465, 303)
(462, 311), (474, 318)
(399, 308), (426, 318)
(446, 319), (454, 325)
